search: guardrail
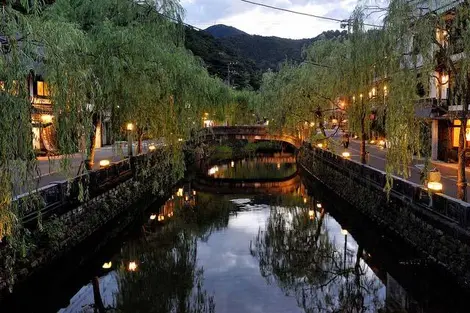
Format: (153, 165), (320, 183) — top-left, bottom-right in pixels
(300, 145), (470, 230)
(14, 149), (164, 229)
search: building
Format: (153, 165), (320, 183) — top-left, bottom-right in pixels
(28, 73), (111, 155)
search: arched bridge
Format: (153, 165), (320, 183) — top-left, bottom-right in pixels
(197, 126), (302, 148)
(193, 172), (301, 195)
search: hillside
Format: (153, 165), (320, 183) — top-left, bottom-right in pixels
(184, 27), (262, 90)
(205, 24), (248, 38)
(184, 24), (347, 90)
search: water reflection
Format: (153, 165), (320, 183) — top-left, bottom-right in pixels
(207, 153), (296, 180)
(250, 203), (385, 313)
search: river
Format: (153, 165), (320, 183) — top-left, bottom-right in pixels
(3, 152), (469, 312)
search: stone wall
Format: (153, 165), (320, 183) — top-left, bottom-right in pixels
(0, 149), (179, 295)
(298, 145), (470, 290)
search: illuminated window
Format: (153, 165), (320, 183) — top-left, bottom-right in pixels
(452, 120), (470, 147)
(37, 81), (50, 97)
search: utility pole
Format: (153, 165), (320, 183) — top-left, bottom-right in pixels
(227, 62), (237, 88)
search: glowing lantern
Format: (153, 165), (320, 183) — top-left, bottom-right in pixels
(427, 181), (443, 192)
(316, 203), (322, 209)
(150, 214), (156, 220)
(126, 123), (134, 131)
(341, 151), (351, 159)
(99, 159), (110, 168)
(102, 262), (112, 269)
(341, 229), (348, 235)
(128, 261), (137, 271)
(149, 145), (156, 151)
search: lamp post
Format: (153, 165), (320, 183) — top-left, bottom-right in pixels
(126, 123), (134, 157)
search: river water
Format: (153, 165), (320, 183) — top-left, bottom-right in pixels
(3, 153), (469, 312)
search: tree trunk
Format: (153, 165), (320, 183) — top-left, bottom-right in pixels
(92, 276), (106, 313)
(86, 115), (100, 170)
(137, 127), (144, 154)
(457, 118), (468, 200)
(360, 113), (367, 164)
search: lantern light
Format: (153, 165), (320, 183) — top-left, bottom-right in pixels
(317, 143), (324, 148)
(102, 262), (112, 269)
(303, 197), (307, 204)
(231, 161), (235, 168)
(427, 181), (443, 192)
(316, 203), (322, 208)
(99, 159), (110, 168)
(128, 261), (137, 271)
(126, 123), (134, 131)
(342, 151), (351, 159)
(149, 145), (156, 151)
(150, 214), (157, 220)
(341, 229), (348, 235)
(308, 210), (314, 219)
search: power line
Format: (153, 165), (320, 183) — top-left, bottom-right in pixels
(239, 0), (382, 28)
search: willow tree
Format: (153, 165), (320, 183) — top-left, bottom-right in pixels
(338, 10), (387, 164)
(251, 205), (384, 312)
(382, 0), (470, 199)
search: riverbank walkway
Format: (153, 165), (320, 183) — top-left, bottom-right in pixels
(329, 133), (470, 200)
(15, 141), (157, 195)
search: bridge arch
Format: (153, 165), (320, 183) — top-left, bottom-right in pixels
(198, 126), (302, 149)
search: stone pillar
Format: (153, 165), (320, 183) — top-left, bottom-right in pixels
(431, 119), (438, 160)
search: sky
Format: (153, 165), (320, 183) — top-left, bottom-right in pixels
(180, 0), (384, 39)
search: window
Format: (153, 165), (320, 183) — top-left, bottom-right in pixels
(37, 81), (50, 97)
(452, 120), (470, 147)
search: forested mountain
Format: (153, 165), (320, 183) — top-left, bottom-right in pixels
(184, 24), (347, 90)
(205, 24), (248, 38)
(184, 27), (262, 90)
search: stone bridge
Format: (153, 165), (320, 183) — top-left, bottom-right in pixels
(198, 126), (302, 148)
(193, 172), (301, 195)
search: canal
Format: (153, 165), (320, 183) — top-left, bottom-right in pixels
(3, 152), (469, 312)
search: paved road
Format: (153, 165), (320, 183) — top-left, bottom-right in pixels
(330, 135), (470, 200)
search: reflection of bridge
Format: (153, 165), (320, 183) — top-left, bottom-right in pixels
(199, 126), (302, 148)
(193, 172), (301, 195)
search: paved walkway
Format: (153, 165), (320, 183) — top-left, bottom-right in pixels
(329, 135), (470, 200)
(14, 141), (159, 196)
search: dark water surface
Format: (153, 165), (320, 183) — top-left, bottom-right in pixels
(3, 154), (469, 313)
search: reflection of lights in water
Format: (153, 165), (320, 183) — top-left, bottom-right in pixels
(231, 161), (235, 168)
(128, 261), (137, 271)
(177, 188), (183, 197)
(341, 229), (348, 235)
(193, 190), (196, 196)
(102, 262), (112, 269)
(341, 151), (351, 159)
(158, 215), (165, 221)
(303, 197), (307, 204)
(277, 163), (281, 169)
(316, 203), (322, 208)
(185, 196), (189, 201)
(308, 210), (314, 217)
(208, 166), (219, 175)
(150, 214), (156, 220)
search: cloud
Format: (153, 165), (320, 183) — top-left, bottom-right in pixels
(181, 0), (358, 39)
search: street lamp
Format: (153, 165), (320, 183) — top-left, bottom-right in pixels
(126, 123), (134, 157)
